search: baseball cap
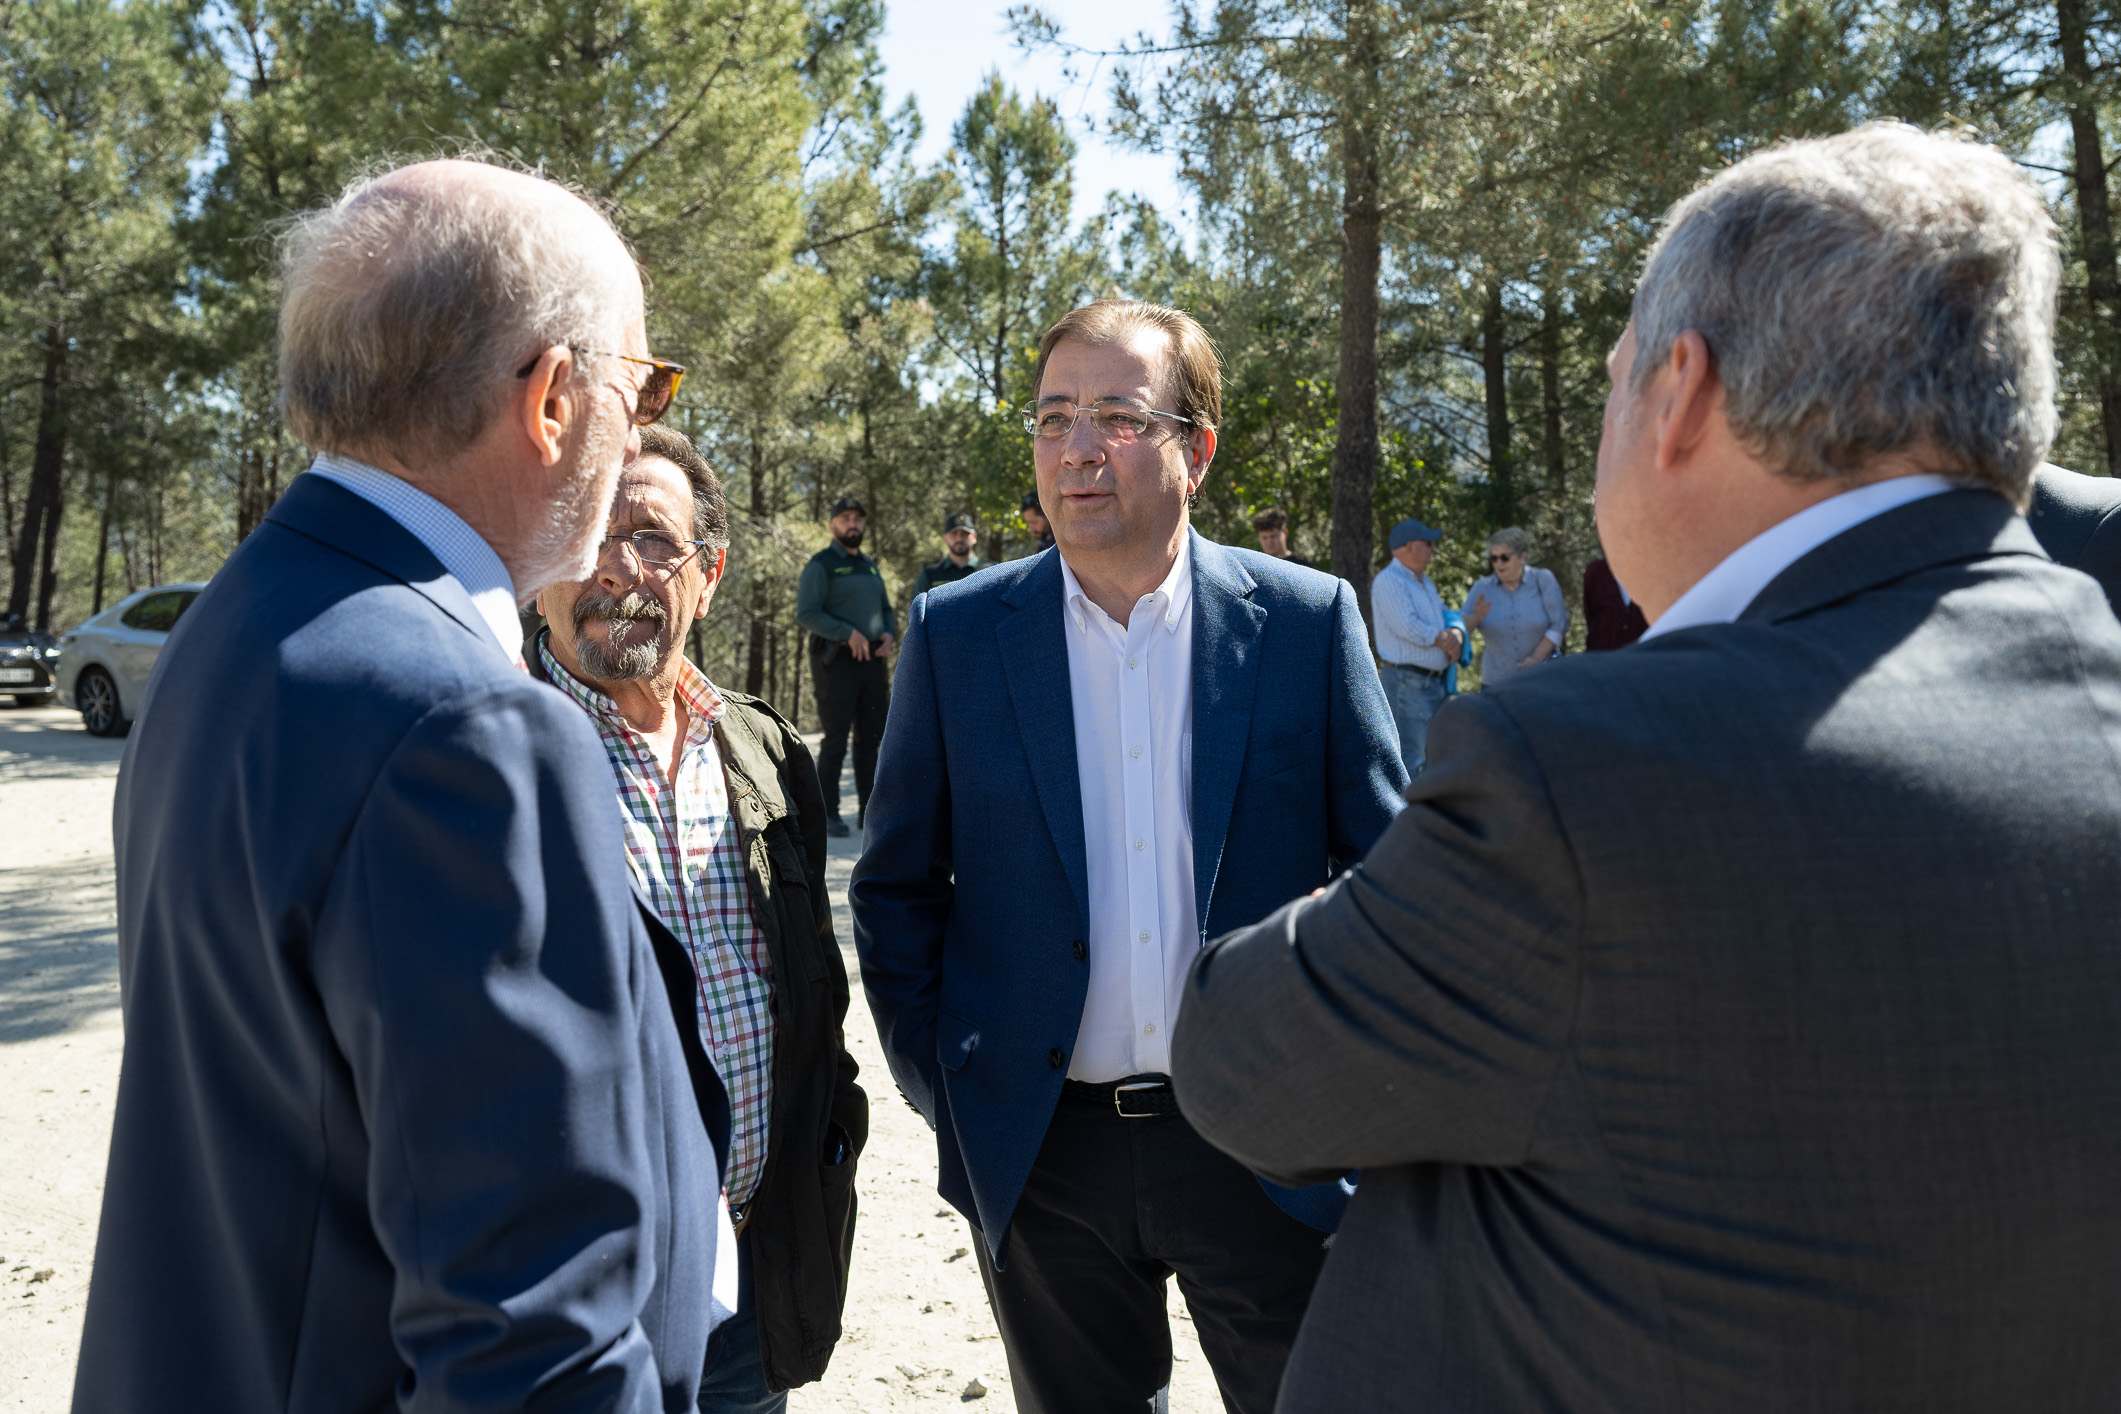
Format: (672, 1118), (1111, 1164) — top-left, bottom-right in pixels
(1388, 518), (1441, 550)
(830, 495), (866, 517)
(944, 512), (977, 533)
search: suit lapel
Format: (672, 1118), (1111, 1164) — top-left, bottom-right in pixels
(1739, 488), (2042, 627)
(1189, 533), (1267, 937)
(998, 554), (1091, 931)
(264, 473), (497, 653)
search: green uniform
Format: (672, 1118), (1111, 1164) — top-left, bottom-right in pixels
(911, 554), (984, 600)
(796, 542), (897, 645)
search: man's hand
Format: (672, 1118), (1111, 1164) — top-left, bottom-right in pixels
(847, 630), (872, 661)
(876, 633), (895, 659)
(1436, 627), (1464, 657)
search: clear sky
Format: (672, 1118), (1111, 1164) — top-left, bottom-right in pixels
(872, 0), (1195, 237)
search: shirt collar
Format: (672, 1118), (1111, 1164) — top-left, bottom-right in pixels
(1643, 473), (1959, 641)
(306, 453), (523, 661)
(537, 630), (726, 738)
(1056, 530), (1194, 635)
(1389, 558), (1432, 590)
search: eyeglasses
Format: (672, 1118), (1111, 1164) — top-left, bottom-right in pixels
(515, 346), (687, 426)
(599, 529), (705, 568)
(1021, 398), (1192, 444)
(1489, 552), (1517, 564)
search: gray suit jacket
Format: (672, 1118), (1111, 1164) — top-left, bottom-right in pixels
(1173, 489), (2121, 1412)
(2028, 461), (2121, 610)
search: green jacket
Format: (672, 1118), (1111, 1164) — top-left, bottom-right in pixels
(528, 644), (867, 1390)
(796, 542), (896, 645)
(911, 554), (983, 600)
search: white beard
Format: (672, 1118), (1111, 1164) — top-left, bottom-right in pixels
(513, 401), (630, 606)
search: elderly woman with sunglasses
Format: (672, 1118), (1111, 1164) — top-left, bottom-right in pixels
(1461, 526), (1568, 687)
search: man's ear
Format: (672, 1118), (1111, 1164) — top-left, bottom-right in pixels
(515, 345), (578, 468)
(693, 548), (725, 620)
(1187, 425), (1218, 490)
(1652, 331), (1721, 475)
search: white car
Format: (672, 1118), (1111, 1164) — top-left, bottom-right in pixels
(57, 582), (207, 736)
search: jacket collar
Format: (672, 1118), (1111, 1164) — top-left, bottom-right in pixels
(1738, 487), (2045, 627)
(263, 473), (496, 653)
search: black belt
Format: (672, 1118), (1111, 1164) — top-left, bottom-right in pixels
(1062, 1074), (1181, 1118)
(1383, 660), (1446, 679)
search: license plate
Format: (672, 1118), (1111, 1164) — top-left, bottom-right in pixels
(0, 668), (34, 683)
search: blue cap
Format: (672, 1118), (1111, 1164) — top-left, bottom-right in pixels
(1389, 518), (1441, 550)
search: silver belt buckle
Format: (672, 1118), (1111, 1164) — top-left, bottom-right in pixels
(1114, 1081), (1165, 1118)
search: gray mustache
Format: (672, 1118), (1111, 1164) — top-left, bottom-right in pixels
(574, 592), (667, 628)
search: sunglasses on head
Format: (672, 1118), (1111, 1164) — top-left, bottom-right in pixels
(515, 346), (686, 427)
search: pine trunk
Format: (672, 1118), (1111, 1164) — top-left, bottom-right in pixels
(2060, 0), (2121, 473)
(745, 429), (769, 697)
(1483, 283), (1514, 522)
(7, 333), (66, 623)
(1331, 128), (1383, 621)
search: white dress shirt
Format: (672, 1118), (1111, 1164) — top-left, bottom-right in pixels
(1371, 559), (1450, 669)
(1644, 474), (1958, 640)
(1058, 535), (1196, 1083)
(306, 454), (525, 663)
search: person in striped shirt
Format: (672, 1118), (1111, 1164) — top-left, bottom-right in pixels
(533, 424), (867, 1411)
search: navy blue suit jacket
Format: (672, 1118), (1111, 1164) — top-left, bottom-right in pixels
(849, 532), (1406, 1254)
(74, 474), (727, 1414)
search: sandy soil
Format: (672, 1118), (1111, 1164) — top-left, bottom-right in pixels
(0, 706), (1217, 1411)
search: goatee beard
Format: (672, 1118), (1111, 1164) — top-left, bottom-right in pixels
(572, 590), (668, 682)
(835, 529), (864, 550)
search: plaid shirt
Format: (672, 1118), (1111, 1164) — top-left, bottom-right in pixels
(540, 637), (776, 1204)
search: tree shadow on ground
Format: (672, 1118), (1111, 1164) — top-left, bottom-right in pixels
(0, 853), (119, 1045)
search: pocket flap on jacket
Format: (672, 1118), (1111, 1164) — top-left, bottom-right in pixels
(937, 1011), (981, 1072)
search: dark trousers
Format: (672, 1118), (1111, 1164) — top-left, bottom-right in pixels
(972, 1087), (1329, 1414)
(810, 644), (889, 818)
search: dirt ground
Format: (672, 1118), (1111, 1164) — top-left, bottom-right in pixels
(0, 705), (1216, 1411)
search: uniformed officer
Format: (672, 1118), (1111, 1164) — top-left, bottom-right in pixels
(796, 494), (896, 837)
(911, 512), (985, 599)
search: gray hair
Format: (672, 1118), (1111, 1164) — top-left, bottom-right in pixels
(1487, 526), (1531, 558)
(1630, 122), (2059, 504)
(277, 159), (634, 466)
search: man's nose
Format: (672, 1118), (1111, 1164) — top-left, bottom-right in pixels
(1058, 413), (1104, 466)
(595, 536), (643, 587)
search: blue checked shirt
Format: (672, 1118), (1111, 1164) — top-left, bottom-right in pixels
(539, 636), (777, 1205)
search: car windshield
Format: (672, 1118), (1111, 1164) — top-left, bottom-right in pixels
(119, 591), (199, 634)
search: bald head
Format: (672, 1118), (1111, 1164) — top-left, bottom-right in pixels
(278, 157), (641, 467)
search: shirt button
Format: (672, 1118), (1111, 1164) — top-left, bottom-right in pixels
(1143, 1024), (1157, 1036)
(1127, 657), (1137, 669)
(1071, 939), (1086, 961)
(1138, 931), (1150, 944)
(1048, 1048), (1065, 1069)
(1134, 839), (1144, 851)
(1131, 746), (1141, 758)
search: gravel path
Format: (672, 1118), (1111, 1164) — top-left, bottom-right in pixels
(0, 706), (1215, 1411)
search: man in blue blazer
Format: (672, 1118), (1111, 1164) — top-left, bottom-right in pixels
(851, 301), (1405, 1413)
(73, 160), (728, 1414)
